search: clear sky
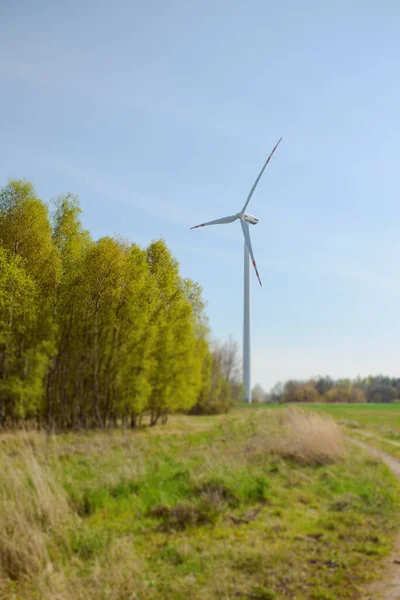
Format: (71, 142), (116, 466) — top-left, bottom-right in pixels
(1, 0), (400, 391)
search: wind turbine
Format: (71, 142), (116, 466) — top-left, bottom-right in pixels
(190, 138), (282, 403)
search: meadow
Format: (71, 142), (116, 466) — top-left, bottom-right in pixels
(246, 402), (400, 433)
(1, 407), (399, 599)
(302, 403), (400, 432)
(303, 403), (400, 461)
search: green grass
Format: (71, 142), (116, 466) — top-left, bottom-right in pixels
(243, 402), (400, 431)
(1, 409), (399, 599)
(293, 404), (400, 457)
(243, 403), (400, 460)
(303, 403), (400, 430)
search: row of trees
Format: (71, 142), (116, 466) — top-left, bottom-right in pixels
(264, 375), (400, 404)
(0, 180), (242, 429)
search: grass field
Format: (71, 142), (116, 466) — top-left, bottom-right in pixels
(245, 401), (400, 470)
(304, 403), (400, 432)
(244, 402), (400, 433)
(1, 408), (400, 599)
(292, 403), (400, 460)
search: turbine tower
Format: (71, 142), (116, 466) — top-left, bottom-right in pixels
(190, 138), (282, 403)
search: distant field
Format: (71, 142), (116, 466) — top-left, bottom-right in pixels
(243, 402), (400, 463)
(242, 403), (400, 432)
(303, 403), (400, 431)
(1, 408), (399, 599)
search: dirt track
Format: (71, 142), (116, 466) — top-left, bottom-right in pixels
(348, 438), (400, 600)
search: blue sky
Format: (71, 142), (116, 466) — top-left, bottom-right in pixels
(1, 0), (400, 391)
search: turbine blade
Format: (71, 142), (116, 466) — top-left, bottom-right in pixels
(190, 214), (238, 229)
(241, 137), (282, 214)
(240, 219), (262, 287)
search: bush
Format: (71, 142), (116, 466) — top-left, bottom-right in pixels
(248, 408), (345, 466)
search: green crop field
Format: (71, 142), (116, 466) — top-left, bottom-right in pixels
(1, 408), (400, 599)
(304, 403), (400, 430)
(243, 403), (400, 432)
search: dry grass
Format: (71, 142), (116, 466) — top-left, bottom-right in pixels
(77, 538), (145, 600)
(0, 438), (73, 585)
(0, 433), (147, 600)
(249, 407), (345, 465)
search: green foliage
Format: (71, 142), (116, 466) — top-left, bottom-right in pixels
(145, 240), (208, 423)
(0, 179), (234, 428)
(0, 180), (61, 295)
(191, 337), (243, 414)
(0, 247), (47, 420)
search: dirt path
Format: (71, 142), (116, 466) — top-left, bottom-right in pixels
(348, 438), (400, 599)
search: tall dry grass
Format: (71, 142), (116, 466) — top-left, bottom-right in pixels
(0, 433), (146, 600)
(248, 407), (345, 465)
(0, 433), (74, 598)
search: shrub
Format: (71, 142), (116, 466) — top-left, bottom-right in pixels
(248, 408), (345, 466)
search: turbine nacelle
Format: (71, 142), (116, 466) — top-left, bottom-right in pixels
(243, 212), (259, 225)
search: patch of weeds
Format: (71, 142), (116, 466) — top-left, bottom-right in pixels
(109, 477), (140, 498)
(234, 551), (266, 576)
(249, 474), (270, 503)
(72, 487), (111, 516)
(297, 494), (311, 505)
(159, 546), (185, 565)
(192, 469), (270, 507)
(149, 495), (221, 530)
(329, 493), (359, 512)
(192, 476), (239, 507)
(312, 589), (337, 600)
(70, 526), (110, 558)
(267, 461), (280, 473)
(249, 585), (276, 599)
(227, 506), (263, 526)
(354, 541), (387, 556)
(174, 558), (205, 577)
(320, 519), (337, 532)
(138, 459), (192, 511)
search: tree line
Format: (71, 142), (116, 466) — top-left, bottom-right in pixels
(263, 375), (400, 404)
(0, 180), (242, 429)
